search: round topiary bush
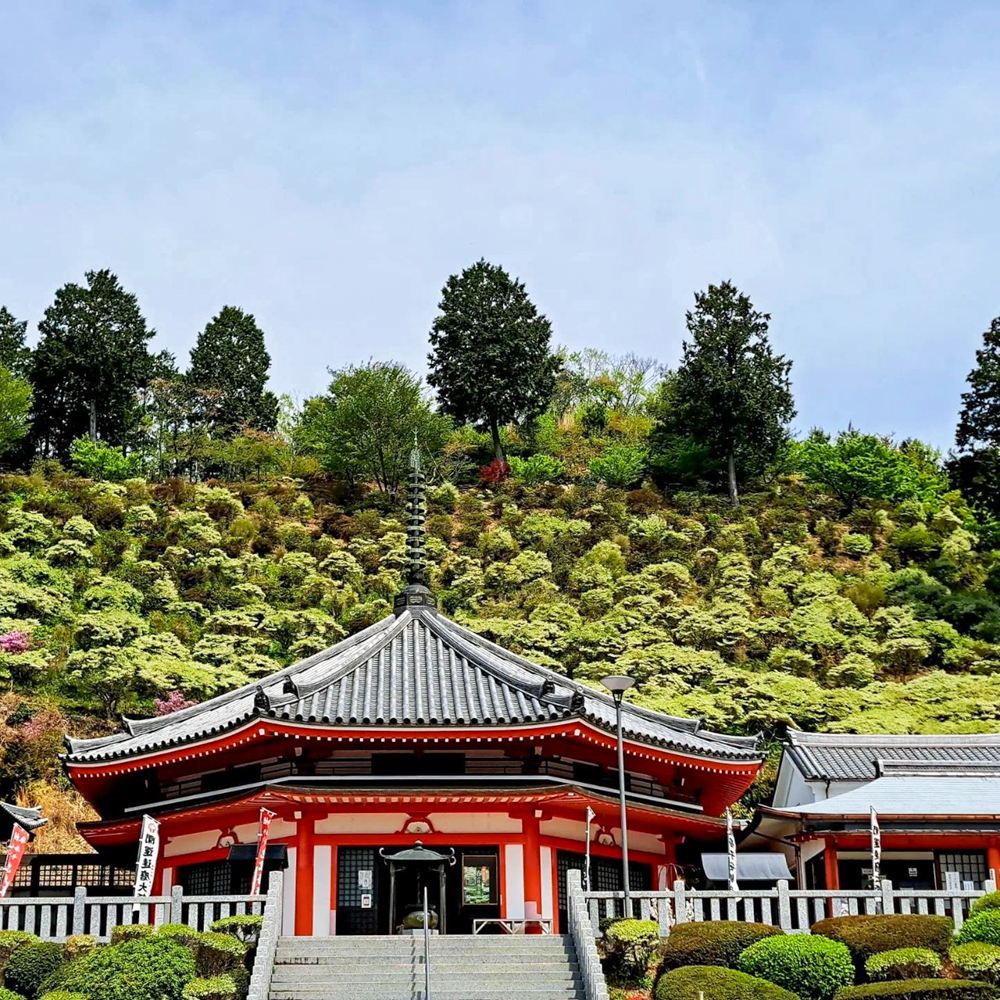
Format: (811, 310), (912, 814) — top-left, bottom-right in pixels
(604, 919), (659, 977)
(155, 925), (203, 950)
(209, 916), (262, 945)
(958, 911), (1000, 947)
(4, 942), (64, 1000)
(660, 921), (784, 970)
(180, 976), (239, 1000)
(865, 948), (942, 982)
(194, 935), (246, 978)
(738, 934), (854, 1000)
(835, 981), (998, 1000)
(108, 925), (153, 945)
(812, 916), (954, 969)
(971, 893), (1000, 917)
(950, 943), (1000, 984)
(53, 936), (196, 1000)
(61, 938), (94, 964)
(0, 989), (26, 1000)
(655, 965), (798, 1000)
(0, 934), (38, 977)
(38, 992), (88, 1000)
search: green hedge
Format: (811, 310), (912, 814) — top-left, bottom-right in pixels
(180, 976), (239, 1000)
(959, 913), (1000, 947)
(50, 936), (196, 1000)
(972, 894), (1000, 917)
(655, 965), (799, 1000)
(834, 981), (999, 1000)
(660, 921), (783, 970)
(38, 992), (88, 1000)
(0, 989), (26, 1000)
(950, 943), (1000, 984)
(604, 919), (659, 977)
(61, 938), (94, 964)
(195, 935), (246, 978)
(812, 916), (954, 968)
(865, 949), (942, 982)
(155, 926), (203, 950)
(4, 943), (64, 1000)
(208, 917), (262, 944)
(739, 934), (854, 1000)
(107, 926), (153, 945)
(0, 935), (38, 977)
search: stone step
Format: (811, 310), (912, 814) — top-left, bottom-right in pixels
(269, 991), (580, 1000)
(273, 962), (578, 976)
(271, 971), (580, 986)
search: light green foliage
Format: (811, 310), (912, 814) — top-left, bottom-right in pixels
(865, 948), (942, 981)
(737, 934), (854, 1000)
(181, 976), (239, 1000)
(588, 443), (648, 487)
(655, 966), (798, 1000)
(958, 911), (1000, 946)
(950, 942), (1000, 983)
(509, 454), (566, 484)
(69, 439), (144, 482)
(5, 512), (54, 551)
(0, 365), (32, 458)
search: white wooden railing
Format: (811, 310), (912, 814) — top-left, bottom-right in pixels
(581, 878), (998, 936)
(0, 885), (267, 942)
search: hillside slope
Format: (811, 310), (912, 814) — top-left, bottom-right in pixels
(1, 468), (997, 841)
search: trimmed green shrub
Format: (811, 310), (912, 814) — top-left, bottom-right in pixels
(972, 894), (1000, 916)
(813, 916), (954, 968)
(738, 934), (854, 1000)
(834, 981), (998, 1000)
(660, 920), (783, 970)
(865, 949), (942, 982)
(959, 912), (1000, 947)
(951, 943), (1000, 984)
(5, 943), (63, 1000)
(208, 916), (262, 944)
(0, 989), (26, 1000)
(180, 977), (238, 1000)
(0, 935), (38, 975)
(60, 938), (94, 963)
(604, 919), (659, 977)
(155, 925), (204, 950)
(655, 965), (798, 1000)
(38, 992), (88, 1000)
(51, 936), (196, 1000)
(195, 934), (246, 978)
(108, 925), (153, 945)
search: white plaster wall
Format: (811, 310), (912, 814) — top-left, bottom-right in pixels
(504, 844), (524, 919)
(162, 868), (173, 892)
(234, 818), (295, 843)
(431, 812), (522, 834)
(164, 830), (220, 857)
(313, 845), (332, 936)
(540, 847), (553, 919)
(282, 847), (297, 936)
(315, 814), (410, 835)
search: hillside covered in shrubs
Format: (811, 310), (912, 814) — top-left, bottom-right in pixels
(2, 450), (1000, 841)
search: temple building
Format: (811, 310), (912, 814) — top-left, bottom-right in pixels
(62, 454), (763, 935)
(751, 729), (1000, 891)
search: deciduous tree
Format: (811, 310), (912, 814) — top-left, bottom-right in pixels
(0, 365), (33, 459)
(428, 259), (558, 461)
(0, 308), (32, 377)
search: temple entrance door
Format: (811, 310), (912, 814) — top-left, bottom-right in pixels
(385, 858), (445, 933)
(336, 847), (380, 935)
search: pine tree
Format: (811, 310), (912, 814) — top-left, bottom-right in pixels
(957, 316), (1000, 451)
(427, 259), (558, 461)
(660, 280), (795, 506)
(0, 307), (32, 377)
(30, 270), (163, 458)
(187, 306), (278, 435)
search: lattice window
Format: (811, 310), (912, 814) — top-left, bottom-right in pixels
(556, 850), (651, 914)
(937, 852), (988, 889)
(337, 848), (376, 909)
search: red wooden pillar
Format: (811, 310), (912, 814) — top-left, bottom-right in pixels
(988, 840), (1000, 885)
(523, 813), (543, 923)
(295, 816), (315, 936)
(824, 837), (840, 890)
(660, 834), (678, 887)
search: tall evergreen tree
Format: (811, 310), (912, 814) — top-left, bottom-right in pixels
(659, 280), (795, 506)
(427, 259), (558, 461)
(187, 306), (278, 435)
(30, 270), (165, 458)
(0, 308), (32, 377)
(957, 316), (1000, 451)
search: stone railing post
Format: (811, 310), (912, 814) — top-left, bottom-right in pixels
(777, 880), (792, 932)
(171, 885), (184, 925)
(672, 881), (687, 925)
(72, 886), (86, 936)
(881, 879), (894, 916)
(247, 871), (284, 1000)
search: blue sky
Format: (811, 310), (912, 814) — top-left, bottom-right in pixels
(2, 1), (999, 450)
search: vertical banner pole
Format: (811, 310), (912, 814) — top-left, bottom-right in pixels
(0, 824), (30, 897)
(726, 809), (739, 892)
(585, 807), (594, 893)
(870, 806), (882, 896)
(251, 808), (277, 896)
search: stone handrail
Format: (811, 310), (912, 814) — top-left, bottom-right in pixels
(584, 878), (998, 934)
(247, 871), (283, 1000)
(566, 869), (609, 1000)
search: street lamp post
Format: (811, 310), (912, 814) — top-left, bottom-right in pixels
(601, 674), (635, 918)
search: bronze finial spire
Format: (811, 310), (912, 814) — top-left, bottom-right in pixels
(394, 434), (437, 614)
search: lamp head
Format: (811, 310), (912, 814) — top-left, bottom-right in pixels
(601, 675), (634, 703)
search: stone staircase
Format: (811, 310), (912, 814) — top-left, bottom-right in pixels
(268, 933), (586, 1000)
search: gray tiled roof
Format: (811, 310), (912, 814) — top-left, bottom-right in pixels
(785, 729), (1000, 781)
(769, 774), (1000, 818)
(0, 801), (46, 833)
(64, 608), (762, 764)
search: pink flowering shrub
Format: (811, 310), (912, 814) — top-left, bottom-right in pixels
(0, 632), (31, 654)
(155, 690), (198, 716)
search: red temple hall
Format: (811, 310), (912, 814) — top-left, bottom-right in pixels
(63, 457), (763, 935)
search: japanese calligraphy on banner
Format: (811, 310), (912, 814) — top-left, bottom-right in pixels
(133, 815), (160, 897)
(870, 807), (882, 892)
(250, 808), (277, 896)
(726, 808), (739, 892)
(0, 824), (30, 897)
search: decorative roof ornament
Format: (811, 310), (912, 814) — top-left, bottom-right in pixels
(394, 434), (437, 614)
